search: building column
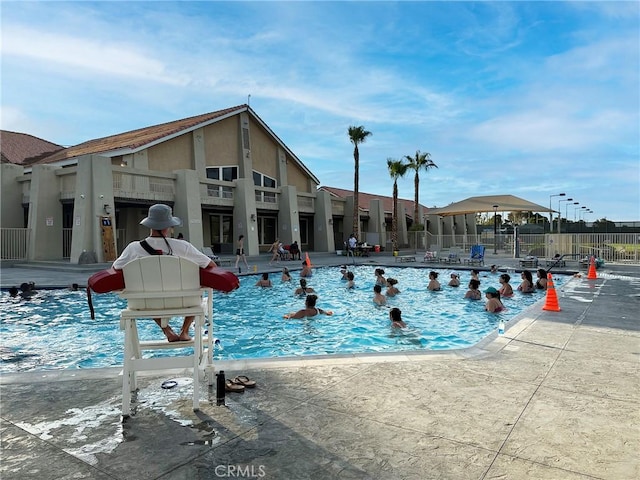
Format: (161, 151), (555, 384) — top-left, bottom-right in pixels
(314, 189), (334, 252)
(69, 155), (116, 264)
(27, 165), (63, 261)
(233, 178), (259, 256)
(174, 169), (204, 248)
(1, 164), (24, 228)
(278, 185), (300, 246)
(368, 198), (385, 248)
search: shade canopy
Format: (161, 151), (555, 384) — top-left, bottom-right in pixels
(427, 195), (554, 217)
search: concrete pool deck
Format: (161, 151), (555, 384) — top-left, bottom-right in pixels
(1, 253), (639, 479)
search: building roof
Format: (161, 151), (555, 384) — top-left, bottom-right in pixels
(318, 186), (421, 220)
(29, 105), (320, 183)
(0, 131), (63, 165)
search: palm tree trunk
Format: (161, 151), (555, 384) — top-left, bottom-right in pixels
(353, 145), (360, 239)
(414, 172), (420, 225)
(392, 181), (398, 252)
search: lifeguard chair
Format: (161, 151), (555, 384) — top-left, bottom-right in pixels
(118, 256), (213, 416)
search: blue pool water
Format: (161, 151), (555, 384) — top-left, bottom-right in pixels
(0, 266), (567, 373)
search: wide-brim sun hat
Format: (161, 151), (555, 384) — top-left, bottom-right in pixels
(484, 286), (499, 294)
(140, 204), (182, 230)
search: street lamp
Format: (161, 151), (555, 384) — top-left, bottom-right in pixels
(549, 193), (565, 233)
(558, 197), (573, 233)
(566, 202), (579, 232)
(493, 204), (499, 254)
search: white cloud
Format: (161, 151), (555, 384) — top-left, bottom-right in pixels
(1, 26), (189, 86)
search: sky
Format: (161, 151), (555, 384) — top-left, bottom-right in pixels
(1, 1), (639, 222)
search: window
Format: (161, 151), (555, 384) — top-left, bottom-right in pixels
(252, 170), (277, 188)
(258, 217), (277, 245)
(206, 166), (238, 181)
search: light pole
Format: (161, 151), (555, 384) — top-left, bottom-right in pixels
(549, 193), (565, 233)
(558, 197), (573, 233)
(566, 201), (579, 232)
(493, 205), (498, 254)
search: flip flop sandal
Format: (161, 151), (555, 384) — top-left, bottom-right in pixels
(233, 375), (256, 388)
(225, 379), (245, 393)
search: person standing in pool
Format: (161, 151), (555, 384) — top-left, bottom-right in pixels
(374, 268), (386, 286)
(255, 272), (272, 287)
(427, 271), (441, 291)
(294, 278), (315, 295)
(518, 270), (534, 293)
(281, 267), (292, 282)
(484, 287), (505, 313)
(346, 271), (356, 289)
(284, 294), (333, 319)
(386, 278), (400, 296)
(235, 235), (250, 272)
(300, 260), (313, 278)
(112, 203), (216, 342)
(373, 284), (387, 305)
(389, 307), (407, 329)
(498, 273), (514, 297)
(464, 279), (482, 300)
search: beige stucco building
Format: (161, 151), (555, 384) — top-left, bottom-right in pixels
(1, 105), (340, 263)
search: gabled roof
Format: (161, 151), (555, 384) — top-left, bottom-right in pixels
(32, 105), (320, 183)
(0, 131), (63, 165)
(428, 195), (554, 216)
(319, 186), (423, 220)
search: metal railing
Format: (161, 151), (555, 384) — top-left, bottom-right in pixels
(0, 228), (31, 260)
(404, 232), (640, 264)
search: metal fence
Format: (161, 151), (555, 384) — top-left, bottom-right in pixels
(404, 231), (640, 264)
(2, 227), (639, 264)
(0, 228), (30, 260)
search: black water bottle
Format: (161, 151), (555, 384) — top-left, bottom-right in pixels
(216, 370), (226, 406)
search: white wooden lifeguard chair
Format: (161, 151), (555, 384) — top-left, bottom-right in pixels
(118, 256), (214, 416)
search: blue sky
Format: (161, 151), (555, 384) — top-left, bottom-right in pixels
(2, 1), (638, 221)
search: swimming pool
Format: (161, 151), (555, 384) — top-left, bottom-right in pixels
(0, 266), (567, 373)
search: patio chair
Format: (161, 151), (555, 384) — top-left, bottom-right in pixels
(201, 246), (219, 261)
(422, 248), (440, 263)
(440, 248), (461, 264)
(118, 256), (213, 417)
(463, 245), (485, 266)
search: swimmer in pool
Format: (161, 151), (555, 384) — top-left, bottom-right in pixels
(518, 270), (534, 293)
(284, 294), (333, 319)
(255, 272), (272, 287)
(373, 284), (387, 306)
(300, 261), (313, 278)
(281, 267), (292, 282)
(346, 271), (355, 289)
(340, 265), (349, 280)
(498, 273), (513, 297)
(427, 271), (441, 291)
(294, 278), (315, 295)
(386, 278), (400, 296)
(484, 287), (505, 313)
(374, 268), (386, 286)
(464, 279), (482, 300)
(389, 307), (407, 329)
(448, 273), (460, 287)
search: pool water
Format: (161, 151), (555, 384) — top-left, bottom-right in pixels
(0, 266), (567, 373)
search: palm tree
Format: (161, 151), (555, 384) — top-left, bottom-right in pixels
(348, 125), (372, 240)
(387, 158), (409, 253)
(405, 150), (438, 226)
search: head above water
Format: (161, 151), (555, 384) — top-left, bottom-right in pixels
(305, 294), (318, 308)
(389, 307), (402, 322)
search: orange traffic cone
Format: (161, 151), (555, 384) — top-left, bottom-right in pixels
(542, 273), (561, 312)
(587, 256), (597, 280)
(305, 252), (312, 267)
